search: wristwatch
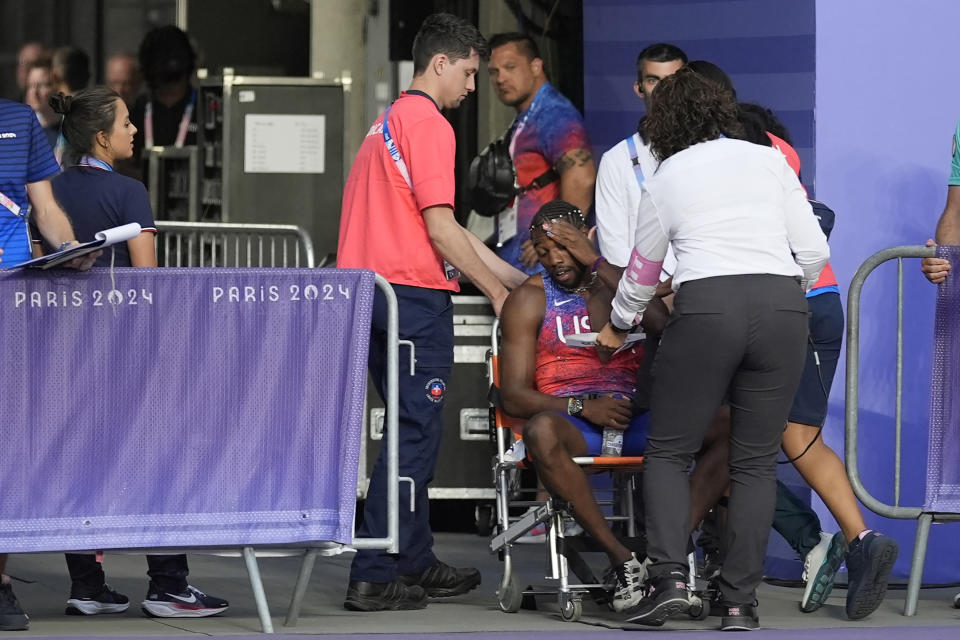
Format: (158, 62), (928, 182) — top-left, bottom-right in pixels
(567, 396), (584, 417)
(609, 319), (632, 334)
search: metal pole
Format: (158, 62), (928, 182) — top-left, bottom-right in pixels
(352, 274), (400, 553)
(845, 245), (933, 520)
(242, 546), (274, 633)
(283, 548), (319, 627)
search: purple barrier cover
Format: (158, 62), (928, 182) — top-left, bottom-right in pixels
(926, 246), (960, 512)
(0, 268), (374, 552)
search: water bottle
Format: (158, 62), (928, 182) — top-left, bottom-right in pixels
(601, 427), (623, 456)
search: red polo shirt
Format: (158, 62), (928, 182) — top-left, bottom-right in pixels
(337, 91), (459, 292)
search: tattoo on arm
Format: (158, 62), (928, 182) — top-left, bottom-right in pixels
(556, 148), (593, 172)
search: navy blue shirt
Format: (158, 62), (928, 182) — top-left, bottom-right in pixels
(0, 99), (60, 265)
(51, 167), (157, 267)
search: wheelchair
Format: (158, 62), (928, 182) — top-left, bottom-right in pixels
(485, 319), (709, 623)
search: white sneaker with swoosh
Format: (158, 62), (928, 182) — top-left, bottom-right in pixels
(141, 584), (229, 618)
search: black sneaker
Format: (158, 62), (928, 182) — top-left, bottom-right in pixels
(720, 602), (759, 631)
(66, 583), (130, 615)
(399, 561), (481, 598)
(141, 584), (229, 618)
(845, 530), (898, 620)
(625, 570), (690, 626)
(344, 580), (428, 611)
(0, 583), (29, 631)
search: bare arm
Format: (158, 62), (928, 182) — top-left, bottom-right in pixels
(26, 180), (75, 248)
(922, 185), (960, 283)
(499, 280), (567, 418)
(423, 206), (510, 315)
(25, 180), (98, 270)
(127, 233), (158, 267)
(465, 231), (526, 289)
(555, 148), (596, 213)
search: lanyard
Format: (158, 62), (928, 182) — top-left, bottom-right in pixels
(0, 190), (22, 217)
(624, 133), (646, 188)
(381, 102), (412, 189)
(78, 156), (114, 172)
(145, 89), (196, 150)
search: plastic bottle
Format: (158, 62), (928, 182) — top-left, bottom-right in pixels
(601, 427), (623, 456)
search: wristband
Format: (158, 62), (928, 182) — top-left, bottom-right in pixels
(591, 256), (606, 272)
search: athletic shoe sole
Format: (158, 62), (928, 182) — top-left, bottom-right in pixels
(626, 596), (690, 626)
(66, 599), (129, 615)
(343, 596), (427, 611)
(422, 573), (482, 598)
(846, 537), (898, 620)
(141, 601), (229, 618)
(0, 619), (29, 632)
(800, 532), (846, 613)
(721, 617), (759, 631)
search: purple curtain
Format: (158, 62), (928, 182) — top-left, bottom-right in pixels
(0, 267), (374, 552)
(925, 246), (960, 512)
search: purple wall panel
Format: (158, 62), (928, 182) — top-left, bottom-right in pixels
(815, 0), (960, 582)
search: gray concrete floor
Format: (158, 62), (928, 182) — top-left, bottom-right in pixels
(4, 532), (959, 636)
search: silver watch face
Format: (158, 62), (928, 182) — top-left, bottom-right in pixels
(569, 397), (584, 415)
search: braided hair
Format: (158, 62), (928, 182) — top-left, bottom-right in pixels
(529, 200), (586, 232)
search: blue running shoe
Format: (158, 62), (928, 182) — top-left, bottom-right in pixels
(845, 530), (898, 620)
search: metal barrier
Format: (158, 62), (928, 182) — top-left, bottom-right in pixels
(155, 221), (316, 268)
(845, 244), (960, 616)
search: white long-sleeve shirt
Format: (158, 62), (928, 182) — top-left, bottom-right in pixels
(610, 137), (830, 330)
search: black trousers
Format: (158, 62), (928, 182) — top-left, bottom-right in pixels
(65, 554), (189, 594)
(698, 480), (824, 560)
(644, 274), (808, 605)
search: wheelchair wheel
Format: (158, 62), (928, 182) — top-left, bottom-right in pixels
(688, 595), (710, 620)
(559, 597), (582, 622)
(497, 574), (523, 613)
(475, 503), (494, 537)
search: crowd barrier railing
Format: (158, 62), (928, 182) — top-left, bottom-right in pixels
(0, 268), (397, 634)
(845, 244), (960, 616)
(155, 221), (316, 268)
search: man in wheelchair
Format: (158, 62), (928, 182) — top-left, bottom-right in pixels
(497, 199), (670, 614)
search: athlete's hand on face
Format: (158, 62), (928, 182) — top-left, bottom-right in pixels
(540, 220), (598, 267)
(581, 395), (631, 430)
(519, 239), (539, 269)
(921, 239), (950, 284)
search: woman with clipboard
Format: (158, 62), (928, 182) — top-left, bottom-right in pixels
(45, 87), (229, 619)
(45, 87), (157, 268)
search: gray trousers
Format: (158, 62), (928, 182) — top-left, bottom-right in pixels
(644, 274), (808, 605)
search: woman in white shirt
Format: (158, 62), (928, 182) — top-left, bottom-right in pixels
(596, 67), (829, 631)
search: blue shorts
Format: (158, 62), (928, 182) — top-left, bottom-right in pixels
(788, 292), (843, 426)
(563, 411), (649, 456)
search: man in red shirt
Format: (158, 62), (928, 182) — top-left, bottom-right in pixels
(338, 13), (524, 612)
